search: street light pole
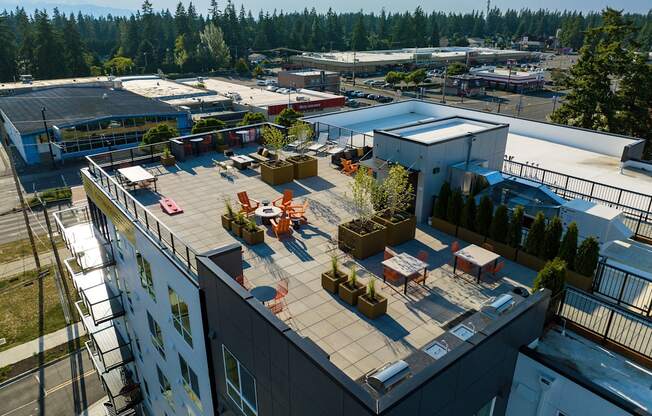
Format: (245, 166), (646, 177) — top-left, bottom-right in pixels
(441, 61), (448, 104)
(41, 107), (55, 169)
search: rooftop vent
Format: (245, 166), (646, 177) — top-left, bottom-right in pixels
(481, 294), (515, 318)
(366, 360), (410, 393)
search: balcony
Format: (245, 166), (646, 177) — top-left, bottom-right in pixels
(90, 325), (133, 372)
(80, 281), (125, 325)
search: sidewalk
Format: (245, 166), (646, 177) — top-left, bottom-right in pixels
(0, 322), (86, 367)
(0, 251), (59, 278)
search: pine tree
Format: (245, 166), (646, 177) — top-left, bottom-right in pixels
(490, 204), (509, 243)
(507, 206), (524, 248)
(351, 13), (368, 51)
(461, 196), (477, 231)
(33, 11), (66, 79)
(0, 14), (17, 82)
(62, 15), (89, 77)
(542, 216), (563, 260)
(558, 222), (578, 270)
(525, 212), (546, 256)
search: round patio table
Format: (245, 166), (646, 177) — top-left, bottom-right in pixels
(251, 286), (277, 304)
(254, 205), (282, 225)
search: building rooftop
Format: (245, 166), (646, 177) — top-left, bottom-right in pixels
(0, 86), (183, 135)
(0, 76), (111, 91)
(119, 148), (537, 382)
(381, 117), (500, 145)
(118, 76), (213, 100)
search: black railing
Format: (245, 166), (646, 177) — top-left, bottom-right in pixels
(558, 287), (652, 359)
(593, 261), (652, 316)
(312, 121), (372, 149)
(502, 159), (652, 239)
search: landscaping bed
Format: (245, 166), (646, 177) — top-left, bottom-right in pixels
(338, 220), (386, 259)
(373, 210), (416, 246)
(288, 155), (318, 179)
(260, 160), (294, 185)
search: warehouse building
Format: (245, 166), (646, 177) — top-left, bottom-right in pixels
(277, 69), (341, 93)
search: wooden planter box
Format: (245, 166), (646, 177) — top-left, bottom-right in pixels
(242, 227), (264, 245)
(221, 214), (232, 231)
(338, 281), (365, 306)
(288, 156), (318, 179)
(230, 221), (245, 237)
(357, 293), (388, 319)
(321, 270), (348, 294)
(374, 211), (416, 246)
(160, 154), (176, 166)
(430, 216), (458, 236)
(485, 239), (518, 261)
(338, 221), (386, 259)
(565, 269), (593, 291)
(516, 250), (546, 272)
(457, 226), (486, 246)
(260, 161), (294, 185)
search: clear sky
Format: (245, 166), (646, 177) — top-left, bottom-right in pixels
(11, 0), (651, 14)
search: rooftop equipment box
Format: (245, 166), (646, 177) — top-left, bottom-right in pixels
(560, 199), (632, 244)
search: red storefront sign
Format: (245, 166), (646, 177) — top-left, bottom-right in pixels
(267, 96), (345, 116)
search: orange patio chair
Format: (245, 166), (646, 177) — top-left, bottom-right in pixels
(237, 191), (259, 216)
(272, 189), (294, 211)
(270, 216), (293, 239)
(383, 247), (401, 283)
(235, 274), (251, 289)
(341, 159), (359, 175)
(483, 260), (505, 278)
(457, 258), (474, 274)
(451, 241), (461, 253)
(288, 200), (309, 224)
(268, 279), (289, 315)
(411, 250), (429, 286)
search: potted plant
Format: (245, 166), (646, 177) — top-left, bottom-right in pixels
(558, 223), (591, 290)
(338, 265), (365, 305)
(286, 122), (318, 179)
(431, 182), (456, 234)
(221, 199), (235, 230)
(486, 204), (517, 260)
(230, 212), (247, 237)
(338, 169), (386, 259)
(372, 165), (417, 246)
(457, 194), (486, 246)
(321, 255), (347, 293)
(357, 279), (387, 319)
(517, 211), (546, 271)
(160, 146), (176, 166)
(215, 132), (230, 152)
(242, 218), (264, 245)
(260, 126), (294, 185)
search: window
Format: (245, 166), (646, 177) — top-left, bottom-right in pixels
(157, 366), (174, 407)
(115, 231), (124, 260)
(168, 287), (192, 347)
(137, 252), (155, 300)
(222, 345), (258, 416)
(147, 312), (165, 358)
(179, 354), (202, 410)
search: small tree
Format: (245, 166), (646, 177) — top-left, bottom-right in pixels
(191, 118), (225, 134)
(141, 123), (178, 145)
(490, 204), (509, 243)
(381, 165), (414, 219)
(507, 205), (525, 248)
(575, 237), (600, 277)
(433, 182), (451, 219)
(235, 57), (250, 76)
(385, 71), (405, 88)
(461, 196), (477, 231)
(532, 258), (567, 298)
(288, 121), (314, 157)
(525, 211), (546, 255)
(475, 196), (494, 236)
(261, 126), (290, 162)
(349, 168), (376, 228)
(447, 62), (467, 76)
(252, 64), (264, 78)
(238, 112), (266, 126)
(447, 189), (464, 226)
(275, 107), (303, 127)
(558, 222), (579, 270)
(542, 216), (563, 260)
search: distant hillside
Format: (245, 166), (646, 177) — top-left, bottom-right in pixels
(0, 1), (133, 16)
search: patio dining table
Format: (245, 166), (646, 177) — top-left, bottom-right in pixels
(382, 252), (428, 294)
(453, 244), (500, 283)
(117, 166), (157, 192)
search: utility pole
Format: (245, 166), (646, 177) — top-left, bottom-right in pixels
(40, 198), (71, 323)
(4, 144), (40, 268)
(441, 61), (448, 104)
(41, 107), (55, 169)
(352, 50), (356, 87)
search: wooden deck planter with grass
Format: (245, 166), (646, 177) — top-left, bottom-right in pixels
(242, 226), (264, 245)
(516, 250), (546, 271)
(321, 270), (347, 293)
(230, 220), (245, 237)
(260, 161), (294, 185)
(160, 153), (176, 166)
(221, 214), (233, 230)
(374, 211), (416, 246)
(357, 292), (387, 319)
(338, 220), (386, 259)
(430, 216), (457, 236)
(288, 155), (318, 179)
(338, 281), (365, 305)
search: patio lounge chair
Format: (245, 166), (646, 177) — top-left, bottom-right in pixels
(237, 191), (260, 217)
(271, 217), (293, 239)
(273, 190), (294, 210)
(341, 159), (359, 175)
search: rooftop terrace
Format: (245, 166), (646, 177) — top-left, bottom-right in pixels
(115, 146), (537, 381)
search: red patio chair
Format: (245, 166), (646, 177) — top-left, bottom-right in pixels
(288, 200), (309, 224)
(270, 216), (292, 239)
(268, 279), (289, 314)
(272, 189), (294, 211)
(237, 191), (260, 217)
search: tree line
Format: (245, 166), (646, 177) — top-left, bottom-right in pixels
(0, 2), (651, 82)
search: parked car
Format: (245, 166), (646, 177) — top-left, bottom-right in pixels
(276, 88), (288, 94)
(265, 79), (277, 86)
(367, 94), (380, 100)
(371, 80), (385, 87)
(346, 99), (360, 108)
(363, 79), (375, 86)
(256, 80), (266, 86)
(377, 96), (393, 103)
(354, 91), (366, 98)
(266, 85), (278, 92)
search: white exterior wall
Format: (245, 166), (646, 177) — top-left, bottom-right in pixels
(506, 353), (633, 416)
(107, 218), (215, 416)
(0, 108), (28, 161)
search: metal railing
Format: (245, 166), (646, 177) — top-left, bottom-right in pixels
(502, 158), (652, 239)
(558, 287), (652, 359)
(312, 121), (372, 149)
(593, 261), (652, 316)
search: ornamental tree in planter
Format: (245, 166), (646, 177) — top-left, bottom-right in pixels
(372, 165), (416, 246)
(460, 195), (477, 231)
(260, 126), (294, 185)
(160, 146), (176, 166)
(221, 199), (235, 230)
(431, 182), (456, 235)
(507, 205), (524, 249)
(338, 265), (365, 305)
(575, 237), (600, 277)
(542, 216), (563, 260)
(230, 212), (247, 237)
(357, 278), (387, 319)
(520, 211), (546, 271)
(532, 258), (567, 300)
(558, 222), (578, 270)
(487, 204), (516, 259)
(322, 255), (348, 293)
(475, 195), (494, 237)
(446, 189), (464, 226)
(286, 122), (318, 179)
(338, 169), (386, 259)
(242, 218), (264, 245)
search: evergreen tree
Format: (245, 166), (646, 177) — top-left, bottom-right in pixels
(0, 14), (17, 82)
(475, 196), (494, 236)
(460, 196), (477, 231)
(199, 23), (231, 69)
(33, 11), (66, 79)
(558, 222), (578, 270)
(507, 205), (524, 248)
(525, 211), (546, 256)
(62, 15), (89, 77)
(351, 13), (368, 51)
(532, 258), (567, 298)
(490, 204), (509, 243)
(446, 189), (464, 226)
(575, 237), (600, 277)
(433, 182), (451, 219)
(542, 216), (563, 260)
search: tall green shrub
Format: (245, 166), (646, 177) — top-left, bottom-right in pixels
(490, 204), (509, 243)
(532, 258), (567, 297)
(475, 196), (493, 236)
(460, 196), (477, 231)
(575, 237), (600, 277)
(558, 222), (578, 270)
(433, 182), (451, 219)
(446, 189), (464, 225)
(507, 205), (524, 248)
(525, 211), (546, 255)
(542, 216), (563, 260)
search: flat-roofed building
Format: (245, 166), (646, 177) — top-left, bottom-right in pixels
(278, 69), (341, 93)
(470, 67), (545, 91)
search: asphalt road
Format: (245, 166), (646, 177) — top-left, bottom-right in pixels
(0, 351), (104, 416)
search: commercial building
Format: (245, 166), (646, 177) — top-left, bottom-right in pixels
(444, 75), (485, 97)
(0, 75), (113, 95)
(291, 47), (535, 73)
(0, 85), (190, 165)
(469, 67), (546, 91)
(277, 69), (341, 93)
